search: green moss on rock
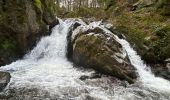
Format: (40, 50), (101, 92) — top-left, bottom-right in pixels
(72, 27), (137, 83)
(33, 0), (42, 12)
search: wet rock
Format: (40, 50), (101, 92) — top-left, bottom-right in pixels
(151, 64), (170, 81)
(73, 22), (81, 30)
(104, 24), (125, 39)
(152, 59), (170, 81)
(165, 58), (170, 72)
(90, 73), (102, 79)
(67, 22), (81, 59)
(167, 63), (170, 72)
(0, 58), (5, 66)
(80, 73), (102, 81)
(0, 71), (11, 91)
(49, 19), (60, 33)
(71, 27), (137, 83)
(79, 75), (90, 81)
(0, 0), (58, 65)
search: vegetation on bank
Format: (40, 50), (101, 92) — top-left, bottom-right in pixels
(111, 0), (170, 64)
(112, 7), (170, 63)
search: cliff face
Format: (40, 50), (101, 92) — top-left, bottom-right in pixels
(0, 0), (58, 65)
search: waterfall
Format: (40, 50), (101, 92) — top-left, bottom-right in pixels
(0, 18), (170, 100)
(98, 24), (170, 93)
(114, 36), (170, 93)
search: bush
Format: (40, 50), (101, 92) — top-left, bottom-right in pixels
(154, 25), (170, 61)
(33, 0), (42, 12)
(156, 0), (170, 15)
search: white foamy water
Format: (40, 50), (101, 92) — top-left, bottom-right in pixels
(0, 18), (170, 100)
(115, 36), (170, 93)
(99, 24), (170, 94)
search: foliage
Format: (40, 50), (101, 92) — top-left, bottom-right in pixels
(0, 35), (20, 60)
(109, 6), (170, 63)
(156, 0), (170, 15)
(33, 0), (42, 12)
(154, 25), (170, 60)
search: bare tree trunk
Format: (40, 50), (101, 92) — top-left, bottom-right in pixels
(78, 0), (82, 10)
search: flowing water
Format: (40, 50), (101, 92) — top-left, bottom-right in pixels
(0, 18), (170, 100)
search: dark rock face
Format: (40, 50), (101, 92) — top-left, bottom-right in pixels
(71, 26), (137, 83)
(0, 71), (11, 91)
(152, 63), (170, 81)
(0, 0), (58, 65)
(67, 22), (81, 60)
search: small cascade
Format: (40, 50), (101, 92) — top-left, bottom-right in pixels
(99, 24), (170, 93)
(114, 35), (170, 93)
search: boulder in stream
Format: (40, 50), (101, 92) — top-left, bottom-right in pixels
(70, 23), (137, 83)
(0, 71), (11, 92)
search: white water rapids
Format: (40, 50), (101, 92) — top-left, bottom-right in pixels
(0, 18), (170, 100)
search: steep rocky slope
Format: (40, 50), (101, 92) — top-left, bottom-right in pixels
(0, 0), (58, 66)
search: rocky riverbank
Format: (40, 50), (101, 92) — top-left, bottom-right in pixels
(0, 0), (58, 66)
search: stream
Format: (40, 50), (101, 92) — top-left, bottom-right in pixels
(0, 18), (170, 100)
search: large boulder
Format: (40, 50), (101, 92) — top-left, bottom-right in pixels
(0, 0), (58, 65)
(0, 71), (11, 91)
(71, 25), (137, 83)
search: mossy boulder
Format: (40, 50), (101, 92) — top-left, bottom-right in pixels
(71, 27), (137, 83)
(0, 0), (58, 65)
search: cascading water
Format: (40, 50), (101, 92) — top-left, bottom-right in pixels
(99, 24), (170, 93)
(0, 18), (170, 100)
(114, 35), (170, 93)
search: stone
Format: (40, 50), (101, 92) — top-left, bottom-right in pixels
(0, 71), (11, 92)
(165, 58), (170, 72)
(79, 75), (90, 81)
(67, 22), (81, 60)
(71, 26), (137, 83)
(166, 63), (170, 72)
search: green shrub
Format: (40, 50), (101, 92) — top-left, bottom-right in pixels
(33, 0), (42, 12)
(156, 0), (170, 15)
(64, 11), (78, 18)
(154, 25), (170, 61)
